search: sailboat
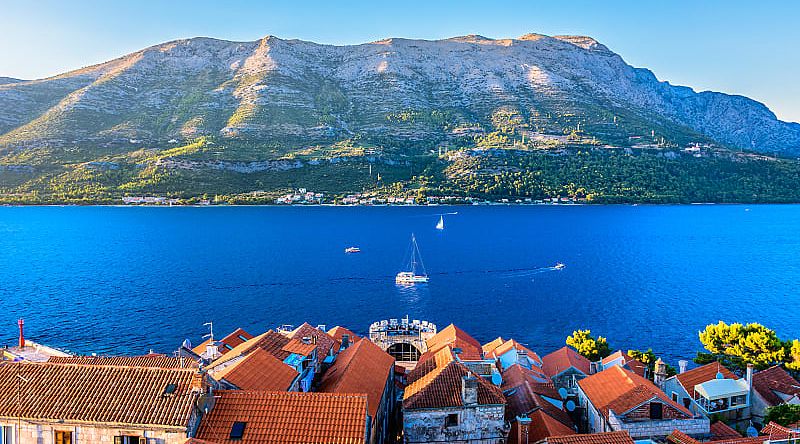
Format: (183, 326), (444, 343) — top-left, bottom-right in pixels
(435, 215), (444, 230)
(396, 234), (429, 284)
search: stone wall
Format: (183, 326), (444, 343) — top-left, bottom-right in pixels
(0, 420), (188, 444)
(403, 404), (506, 444)
(608, 413), (710, 439)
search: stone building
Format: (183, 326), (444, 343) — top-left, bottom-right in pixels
(662, 362), (751, 424)
(0, 361), (209, 444)
(542, 346), (592, 395)
(577, 365), (709, 439)
(403, 347), (507, 443)
(750, 365), (800, 425)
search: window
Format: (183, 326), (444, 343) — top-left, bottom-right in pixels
(230, 422), (247, 440)
(731, 395), (747, 406)
(649, 402), (663, 420)
(1, 426), (13, 444)
(55, 431), (73, 444)
(224, 344), (234, 351)
(114, 436), (144, 444)
(672, 392), (678, 402)
(683, 398), (692, 409)
(237, 335), (248, 342)
(445, 414), (459, 428)
(163, 383), (177, 395)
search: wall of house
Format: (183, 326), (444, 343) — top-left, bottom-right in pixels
(623, 401), (689, 420)
(607, 413), (709, 439)
(0, 420), (188, 444)
(551, 368), (586, 393)
(663, 379), (696, 414)
(370, 365), (396, 444)
(403, 404), (506, 444)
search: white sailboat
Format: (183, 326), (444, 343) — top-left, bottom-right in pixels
(435, 215), (444, 230)
(396, 234), (429, 284)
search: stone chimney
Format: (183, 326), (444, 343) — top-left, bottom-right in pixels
(517, 416), (532, 443)
(654, 358), (667, 389)
(204, 342), (220, 360)
(678, 360), (688, 374)
(462, 375), (479, 405)
(17, 319), (24, 348)
(746, 363), (754, 388)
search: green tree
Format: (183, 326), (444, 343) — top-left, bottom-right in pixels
(698, 321), (786, 370)
(566, 329), (611, 361)
(764, 404), (800, 426)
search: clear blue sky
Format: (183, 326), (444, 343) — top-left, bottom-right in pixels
(2, 0), (798, 122)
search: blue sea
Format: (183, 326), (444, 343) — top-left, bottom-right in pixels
(1, 205), (799, 364)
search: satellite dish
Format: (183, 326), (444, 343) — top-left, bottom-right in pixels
(558, 387), (569, 399)
(716, 372), (725, 380)
(491, 372), (503, 386)
(182, 339), (192, 349)
(566, 400), (576, 412)
(746, 426), (758, 438)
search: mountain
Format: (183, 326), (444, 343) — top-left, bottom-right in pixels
(0, 77), (23, 85)
(1, 33), (800, 204)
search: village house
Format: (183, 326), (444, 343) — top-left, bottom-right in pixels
(319, 339), (396, 444)
(193, 390), (369, 443)
(421, 324), (500, 381)
(542, 346), (592, 395)
(0, 361), (210, 444)
(483, 338), (545, 373)
(403, 346), (508, 443)
(596, 351), (649, 379)
(205, 329), (317, 392)
(662, 362), (752, 423)
(190, 327), (254, 361)
(577, 366), (709, 439)
(286, 322), (339, 370)
(750, 365), (800, 424)
(327, 325), (361, 352)
(211, 348), (299, 391)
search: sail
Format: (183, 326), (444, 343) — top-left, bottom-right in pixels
(436, 216), (444, 230)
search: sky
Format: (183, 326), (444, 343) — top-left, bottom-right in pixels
(1, 0), (798, 122)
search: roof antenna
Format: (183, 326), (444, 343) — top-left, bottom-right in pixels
(203, 322), (215, 343)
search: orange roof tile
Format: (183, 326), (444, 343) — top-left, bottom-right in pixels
(0, 361), (200, 428)
(209, 330), (302, 369)
(425, 324), (484, 361)
(195, 390), (367, 444)
(291, 323), (337, 357)
(504, 378), (573, 428)
(328, 326), (361, 345)
(547, 431), (635, 444)
(491, 339), (543, 367)
(212, 348), (298, 392)
(192, 328), (254, 356)
(578, 366), (691, 418)
(542, 347), (591, 377)
(761, 422), (798, 440)
(280, 339), (317, 357)
(502, 364), (557, 396)
(318, 339), (394, 419)
(752, 365), (800, 406)
(710, 421), (741, 440)
(483, 337), (506, 354)
(48, 354), (198, 368)
(526, 409), (577, 443)
(675, 362), (738, 397)
(403, 347), (505, 410)
(668, 429), (769, 444)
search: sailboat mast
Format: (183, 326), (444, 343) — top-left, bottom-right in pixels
(411, 234), (417, 274)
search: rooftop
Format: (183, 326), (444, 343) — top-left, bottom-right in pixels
(542, 346), (591, 377)
(674, 363), (738, 398)
(318, 339), (395, 419)
(290, 323), (337, 357)
(752, 365), (800, 406)
(0, 361), (201, 428)
(578, 365), (691, 418)
(48, 354), (198, 369)
(424, 324), (484, 361)
(546, 431), (635, 444)
(212, 348), (298, 391)
(194, 390), (367, 444)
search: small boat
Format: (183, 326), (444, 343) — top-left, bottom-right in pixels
(435, 215), (444, 230)
(345, 247), (361, 254)
(554, 262), (565, 270)
(396, 234), (429, 284)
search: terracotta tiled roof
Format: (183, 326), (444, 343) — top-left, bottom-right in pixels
(328, 326), (361, 346)
(490, 339), (543, 367)
(48, 354), (198, 368)
(752, 365), (800, 406)
(542, 347), (591, 377)
(578, 366), (691, 418)
(527, 409), (576, 443)
(425, 324), (484, 361)
(546, 431), (635, 444)
(192, 328), (254, 356)
(0, 361), (200, 428)
(291, 323), (337, 357)
(195, 390), (367, 444)
(503, 362), (553, 388)
(319, 339), (394, 419)
(483, 337), (506, 354)
(602, 350), (629, 366)
(710, 421), (741, 440)
(503, 378), (573, 428)
(600, 351), (647, 378)
(674, 362), (738, 398)
(668, 429), (768, 444)
(761, 422), (798, 440)
(212, 348), (298, 391)
(280, 339), (317, 357)
(403, 347), (505, 410)
(209, 330), (306, 369)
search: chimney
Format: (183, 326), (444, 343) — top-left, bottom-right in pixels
(341, 334), (350, 350)
(17, 319), (24, 348)
(205, 342), (220, 360)
(517, 415), (532, 444)
(678, 360), (688, 374)
(746, 363), (754, 387)
(654, 358), (667, 389)
(461, 375), (479, 405)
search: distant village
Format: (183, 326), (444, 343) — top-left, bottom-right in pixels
(2, 317), (800, 444)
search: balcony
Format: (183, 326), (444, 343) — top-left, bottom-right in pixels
(693, 378), (749, 414)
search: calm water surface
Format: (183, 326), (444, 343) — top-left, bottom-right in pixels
(1, 205), (798, 362)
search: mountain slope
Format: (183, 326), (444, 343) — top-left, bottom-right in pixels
(1, 33), (800, 204)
